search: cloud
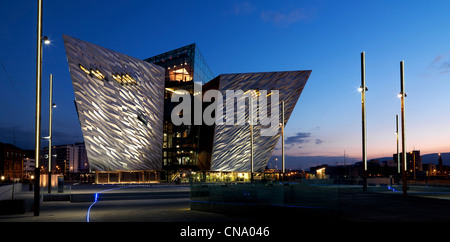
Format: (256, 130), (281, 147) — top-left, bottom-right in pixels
(260, 8), (313, 27)
(441, 61), (450, 70)
(428, 53), (450, 75)
(285, 132), (311, 145)
(315, 139), (325, 145)
(232, 1), (255, 16)
(429, 55), (443, 67)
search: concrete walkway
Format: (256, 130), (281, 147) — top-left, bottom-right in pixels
(0, 183), (256, 222)
(2, 183), (450, 222)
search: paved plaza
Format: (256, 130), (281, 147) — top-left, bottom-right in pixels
(1, 183), (450, 223)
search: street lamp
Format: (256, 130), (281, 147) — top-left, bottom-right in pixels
(400, 61), (407, 196)
(43, 36), (50, 45)
(34, 0), (49, 216)
(249, 91), (254, 183)
(281, 101), (285, 181)
(359, 52), (368, 191)
(45, 74), (56, 193)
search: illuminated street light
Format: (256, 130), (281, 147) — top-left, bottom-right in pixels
(34, 0), (50, 216)
(400, 60), (407, 196)
(43, 36), (50, 45)
(360, 52), (368, 192)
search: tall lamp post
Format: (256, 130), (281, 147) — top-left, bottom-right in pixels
(400, 61), (407, 196)
(359, 52), (368, 191)
(281, 101), (285, 181)
(34, 0), (43, 216)
(34, 0), (50, 216)
(249, 91), (254, 183)
(44, 74), (56, 193)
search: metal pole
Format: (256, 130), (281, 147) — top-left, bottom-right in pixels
(400, 60), (407, 196)
(413, 151), (416, 181)
(396, 115), (400, 174)
(281, 101), (285, 176)
(34, 0), (43, 216)
(48, 74), (52, 193)
(250, 93), (254, 183)
(361, 52), (367, 191)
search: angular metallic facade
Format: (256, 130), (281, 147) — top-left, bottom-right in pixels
(63, 35), (165, 171)
(207, 71), (311, 172)
(63, 35), (311, 176)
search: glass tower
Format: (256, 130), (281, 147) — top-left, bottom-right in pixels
(144, 44), (214, 175)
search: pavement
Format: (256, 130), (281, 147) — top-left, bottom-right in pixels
(0, 183), (258, 223)
(1, 183), (450, 223)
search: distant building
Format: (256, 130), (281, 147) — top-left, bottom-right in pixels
(437, 153), (449, 177)
(381, 159), (398, 168)
(422, 163), (437, 176)
(0, 142), (24, 181)
(393, 150), (422, 173)
(309, 165), (328, 179)
(23, 150), (35, 180)
(41, 143), (91, 181)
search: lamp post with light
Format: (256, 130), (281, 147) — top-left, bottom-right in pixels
(359, 52), (368, 191)
(281, 101), (285, 179)
(399, 61), (407, 196)
(250, 92), (254, 183)
(34, 0), (50, 216)
(43, 74), (56, 193)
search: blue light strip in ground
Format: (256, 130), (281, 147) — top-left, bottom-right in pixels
(86, 193), (98, 222)
(86, 185), (148, 222)
(387, 186), (398, 192)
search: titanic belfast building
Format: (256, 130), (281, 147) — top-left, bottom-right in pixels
(63, 35), (311, 183)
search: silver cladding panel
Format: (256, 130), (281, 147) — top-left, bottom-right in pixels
(63, 35), (165, 171)
(210, 71), (311, 172)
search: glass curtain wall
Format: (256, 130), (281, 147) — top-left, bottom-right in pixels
(145, 44), (213, 177)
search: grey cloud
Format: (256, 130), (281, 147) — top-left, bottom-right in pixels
(315, 139), (325, 145)
(428, 53), (450, 75)
(285, 132), (311, 145)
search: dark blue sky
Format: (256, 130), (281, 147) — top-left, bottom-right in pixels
(1, 0), (450, 168)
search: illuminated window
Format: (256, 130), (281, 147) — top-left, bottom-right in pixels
(169, 67), (192, 82)
(79, 64), (90, 74)
(91, 69), (105, 80)
(79, 64), (106, 81)
(112, 73), (137, 86)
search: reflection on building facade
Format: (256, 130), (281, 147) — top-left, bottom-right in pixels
(200, 71), (310, 173)
(63, 35), (311, 183)
(64, 34), (165, 173)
